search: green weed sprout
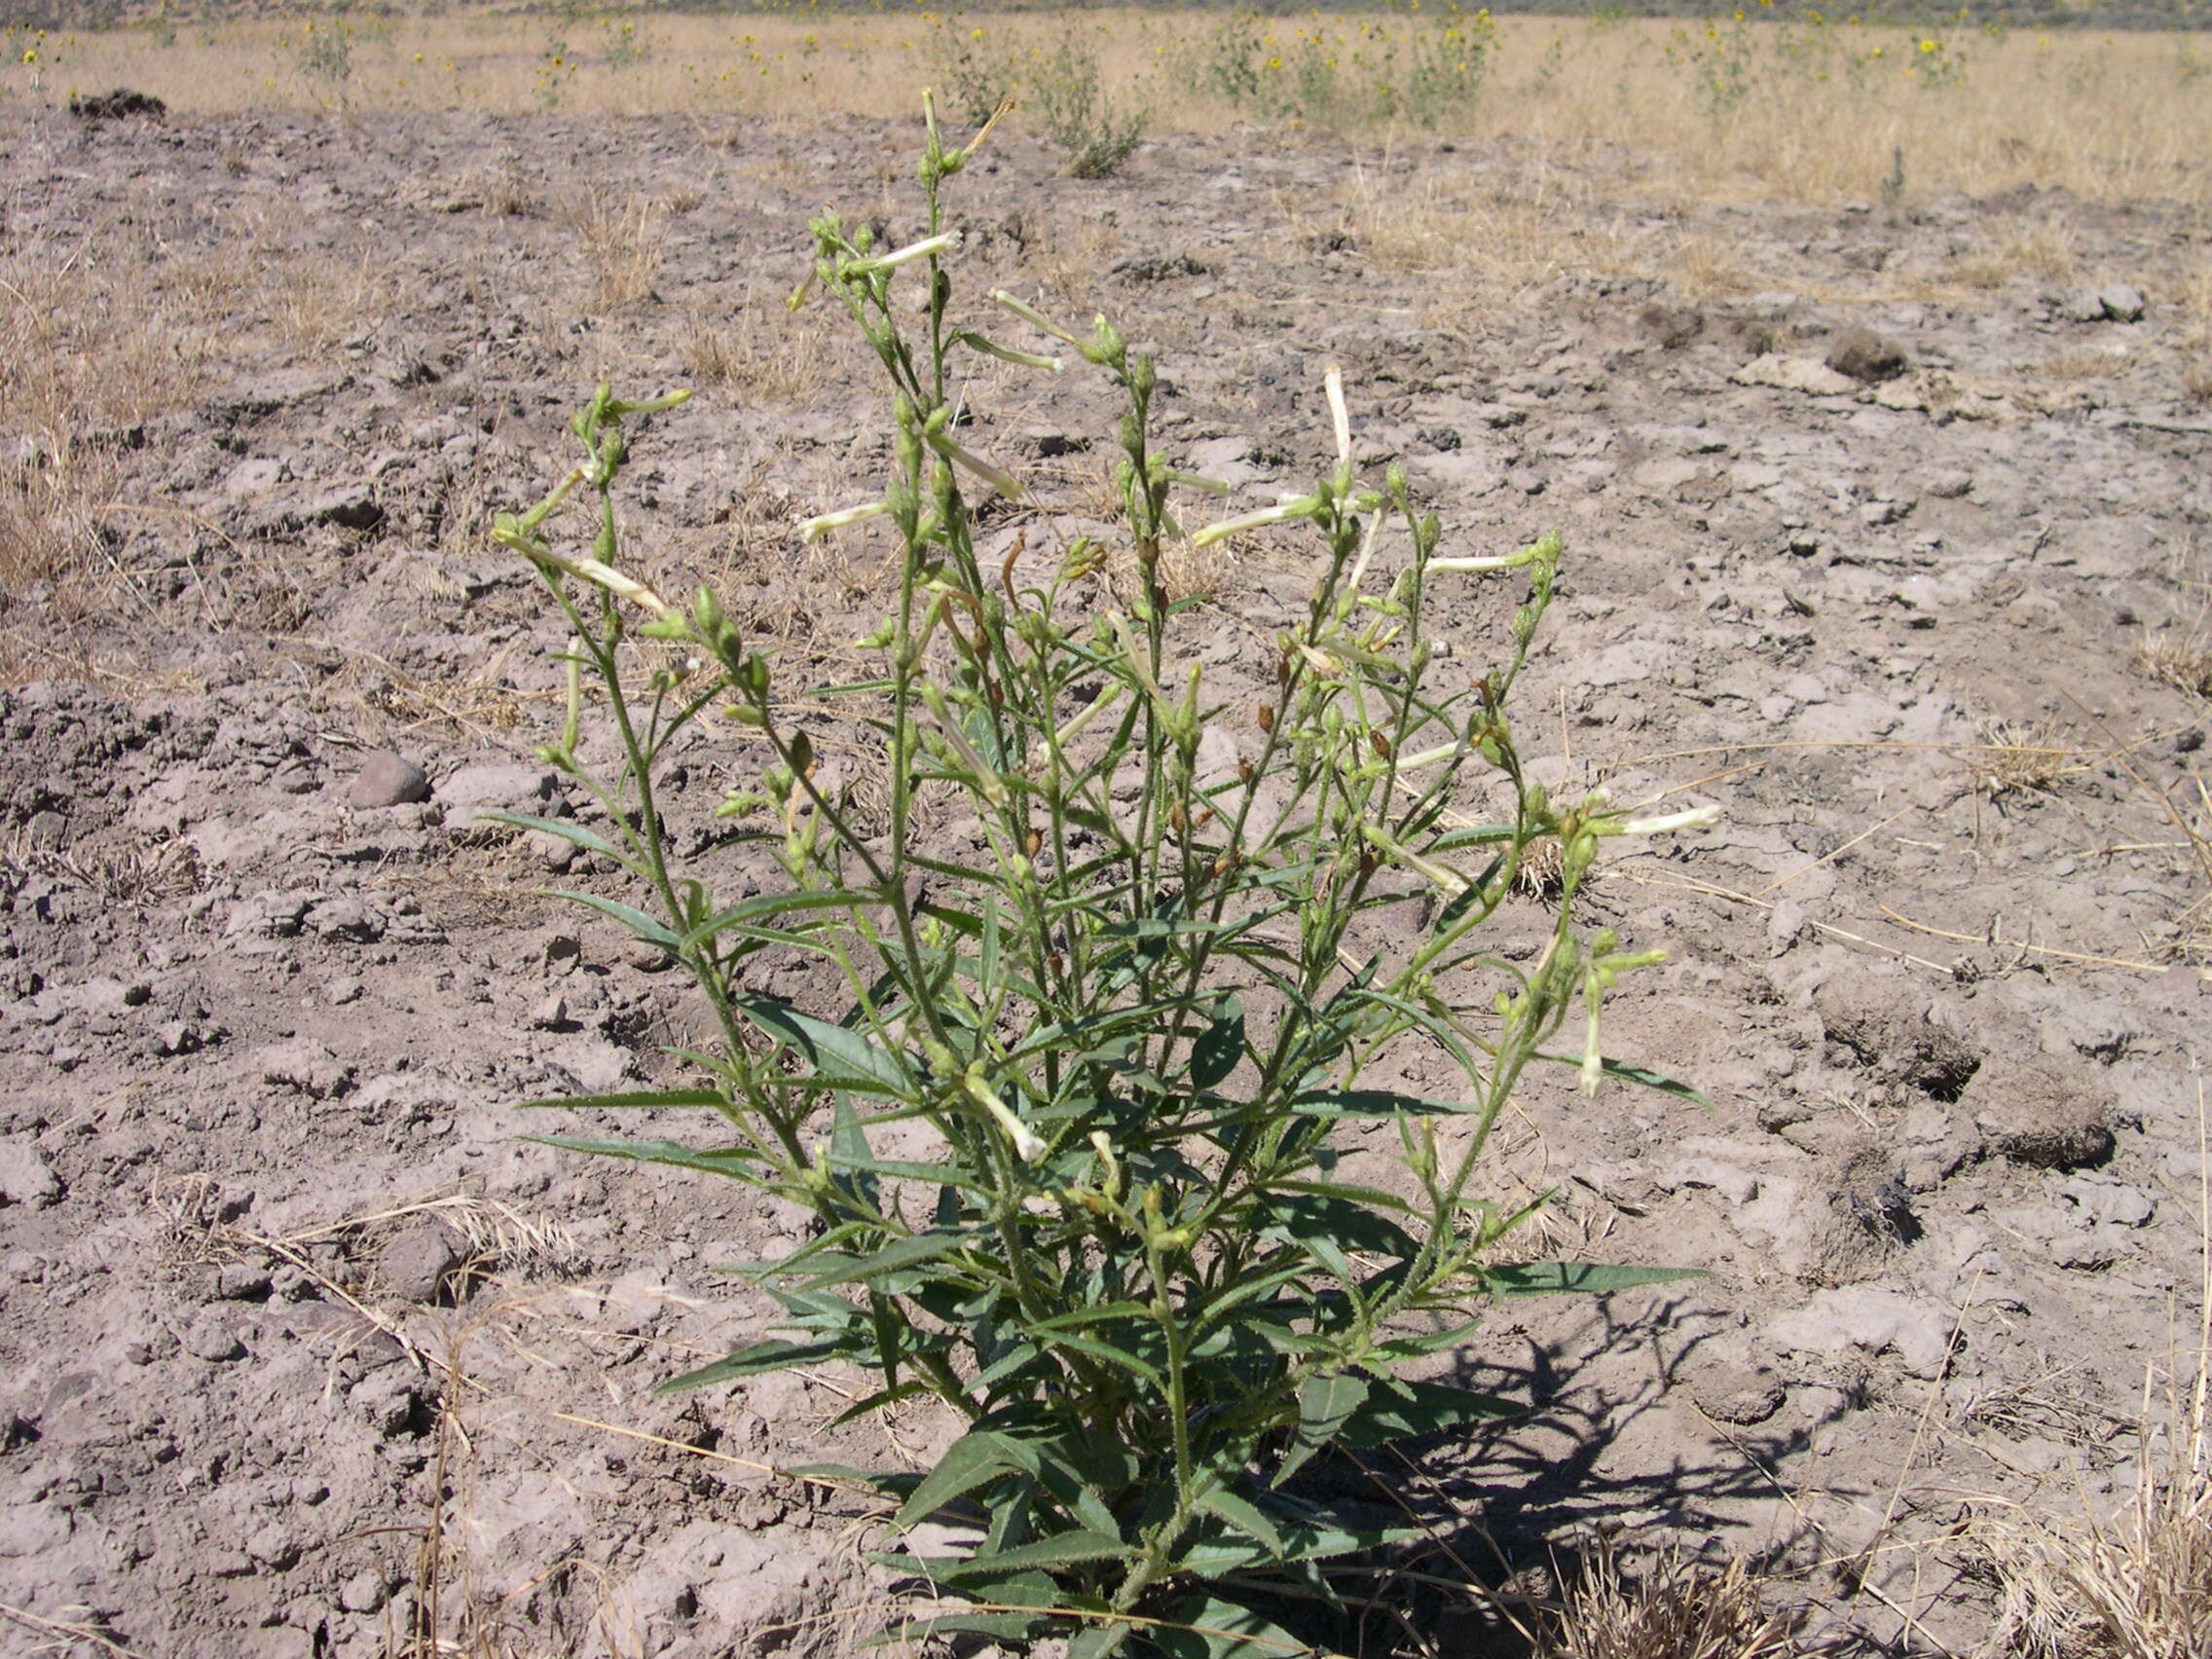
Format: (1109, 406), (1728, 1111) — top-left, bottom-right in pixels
(491, 94), (1711, 1657)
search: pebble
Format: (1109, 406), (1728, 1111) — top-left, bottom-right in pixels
(215, 1265), (271, 1302)
(338, 1568), (388, 1613)
(183, 1318), (245, 1362)
(0, 1140), (61, 1208)
(377, 1222), (461, 1305)
(245, 1523), (301, 1570)
(348, 752), (429, 810)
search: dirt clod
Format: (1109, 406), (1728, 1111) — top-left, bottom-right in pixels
(1825, 326), (1909, 383)
(1965, 1056), (2117, 1169)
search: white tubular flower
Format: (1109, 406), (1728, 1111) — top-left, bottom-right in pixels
(1192, 493), (1320, 549)
(1393, 739), (1462, 772)
(988, 288), (1087, 347)
(965, 1073), (1048, 1163)
(1324, 365), (1352, 470)
(1361, 824), (1470, 897)
(1428, 545), (1550, 574)
(846, 231), (959, 275)
(1580, 1001), (1604, 1097)
(1164, 469), (1232, 497)
(958, 331), (1064, 375)
(925, 428), (1023, 499)
(1609, 804), (1723, 836)
(798, 499), (892, 541)
(515, 548), (675, 618)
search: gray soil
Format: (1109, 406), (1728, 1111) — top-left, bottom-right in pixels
(2, 105), (2209, 1658)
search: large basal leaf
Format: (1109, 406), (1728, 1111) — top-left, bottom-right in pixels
(1195, 1486), (1286, 1561)
(1151, 1594), (1310, 1659)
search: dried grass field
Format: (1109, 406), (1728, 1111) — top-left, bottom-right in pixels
(1, 5), (2211, 1658)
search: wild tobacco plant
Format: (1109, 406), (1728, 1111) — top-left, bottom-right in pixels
(493, 96), (1711, 1657)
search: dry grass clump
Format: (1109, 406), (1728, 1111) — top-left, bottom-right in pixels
(2136, 636), (2212, 702)
(681, 297), (840, 403)
(476, 166), (539, 217)
(1971, 719), (2085, 797)
(1973, 1114), (2211, 1659)
(1537, 1540), (1811, 1659)
(0, 436), (120, 592)
(563, 190), (667, 313)
(272, 250), (410, 357)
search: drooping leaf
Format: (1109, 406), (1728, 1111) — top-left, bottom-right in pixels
(793, 1231), (976, 1292)
(1191, 993), (1245, 1089)
(516, 1088), (726, 1112)
(1530, 1050), (1714, 1107)
(894, 1428), (1040, 1530)
(680, 888), (858, 950)
(1196, 1486), (1287, 1561)
(478, 810), (624, 860)
(655, 1336), (860, 1393)
(524, 1135), (759, 1181)
(542, 889), (680, 950)
(1273, 1373), (1367, 1489)
(734, 995), (918, 1100)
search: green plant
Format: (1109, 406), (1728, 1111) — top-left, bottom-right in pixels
(1035, 42), (1148, 180)
(1880, 141), (1906, 205)
(932, 14), (1026, 128)
(1193, 8), (1493, 131)
(601, 15), (649, 70)
(295, 16), (351, 85)
(492, 98), (1709, 1656)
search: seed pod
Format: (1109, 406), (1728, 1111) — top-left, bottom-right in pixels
(1369, 730), (1390, 758)
(1257, 704), (1274, 733)
(1167, 804), (1186, 832)
(1026, 828), (1043, 858)
(1236, 757), (1254, 785)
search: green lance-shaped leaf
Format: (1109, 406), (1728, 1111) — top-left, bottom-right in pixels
(733, 995), (919, 1100)
(656, 1335), (862, 1394)
(1190, 992), (1245, 1089)
(1273, 1372), (1367, 1489)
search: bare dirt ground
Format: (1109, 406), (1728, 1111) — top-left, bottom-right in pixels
(2, 96), (2210, 1659)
